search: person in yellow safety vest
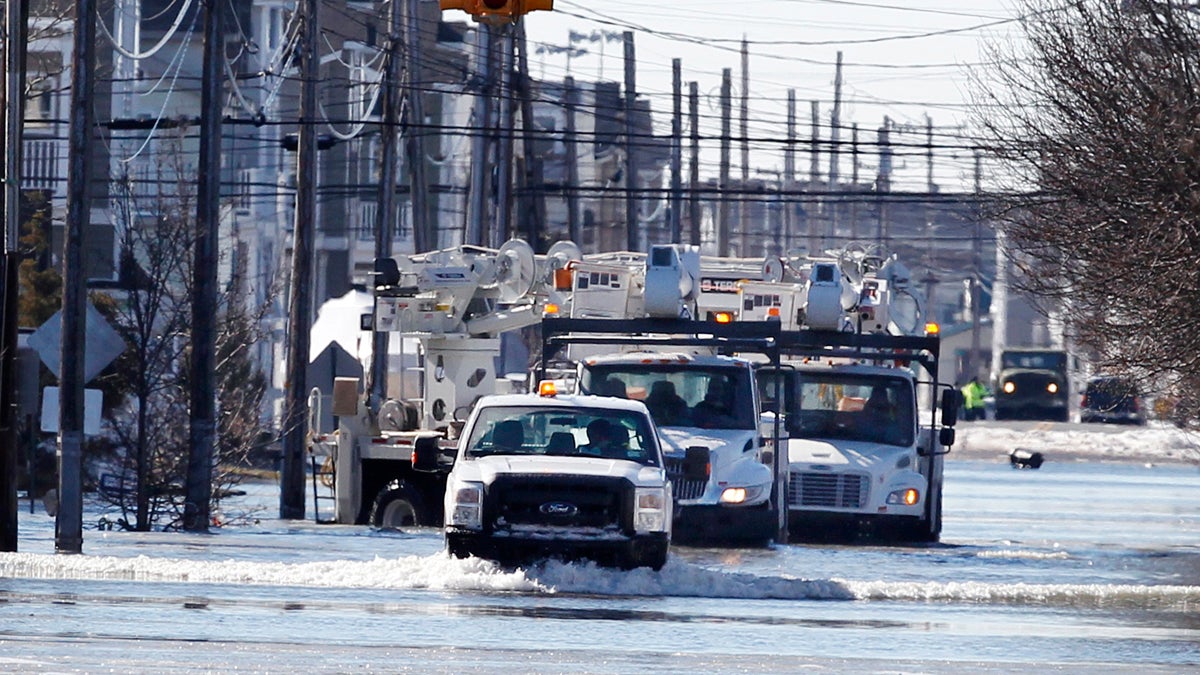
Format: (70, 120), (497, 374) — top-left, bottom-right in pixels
(960, 377), (988, 421)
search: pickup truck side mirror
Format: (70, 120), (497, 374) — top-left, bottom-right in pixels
(938, 426), (956, 448)
(683, 446), (710, 482)
(411, 435), (442, 473)
(941, 389), (961, 427)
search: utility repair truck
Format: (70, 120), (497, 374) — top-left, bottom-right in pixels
(424, 384), (674, 570)
(540, 244), (785, 546)
(308, 239), (582, 528)
(745, 244), (959, 542)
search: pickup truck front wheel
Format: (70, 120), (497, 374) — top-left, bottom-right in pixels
(370, 480), (430, 529)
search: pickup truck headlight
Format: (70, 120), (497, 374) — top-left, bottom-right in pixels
(635, 487), (668, 533)
(449, 482), (484, 529)
(719, 485), (765, 505)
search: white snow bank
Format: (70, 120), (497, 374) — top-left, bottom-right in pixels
(953, 422), (1200, 464)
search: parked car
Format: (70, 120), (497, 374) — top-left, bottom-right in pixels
(1080, 376), (1146, 425)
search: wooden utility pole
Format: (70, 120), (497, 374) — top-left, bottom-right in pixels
(623, 31), (638, 251)
(809, 101), (821, 253)
(970, 151), (983, 381)
(876, 116), (892, 247)
(58, 0), (98, 553)
(688, 81), (700, 247)
(0, 0), (28, 553)
(495, 27), (514, 247)
(669, 59), (682, 245)
(370, 0), (403, 412)
(784, 89), (795, 254)
(564, 76), (580, 245)
(466, 26), (493, 246)
(405, 0), (431, 251)
(280, 0), (320, 520)
(515, 22), (545, 251)
(850, 124), (860, 240)
(185, 0), (226, 532)
(809, 101), (820, 185)
(739, 38), (749, 255)
(828, 51), (843, 243)
(718, 68), (731, 257)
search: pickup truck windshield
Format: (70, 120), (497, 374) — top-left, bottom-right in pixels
(760, 371), (915, 447)
(465, 406), (660, 466)
(580, 364), (756, 430)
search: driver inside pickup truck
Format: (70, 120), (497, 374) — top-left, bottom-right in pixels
(490, 420), (525, 453)
(581, 418), (627, 458)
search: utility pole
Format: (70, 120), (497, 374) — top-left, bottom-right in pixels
(688, 81), (700, 248)
(494, 27), (515, 247)
(926, 114), (935, 193)
(185, 0), (226, 532)
(828, 51), (843, 244)
(669, 59), (682, 245)
(784, 89), (795, 254)
(970, 151), (983, 381)
(515, 21), (545, 251)
(623, 31), (638, 252)
(718, 69), (732, 257)
(564, 76), (580, 245)
(0, 0), (29, 553)
(809, 101), (820, 254)
(370, 0), (404, 412)
(466, 26), (492, 246)
(739, 37), (749, 255)
(280, 0), (320, 520)
(850, 123), (860, 241)
(876, 116), (892, 247)
(809, 101), (820, 184)
(405, 0), (431, 252)
(58, 0), (98, 553)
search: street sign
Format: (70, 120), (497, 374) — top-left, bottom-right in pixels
(27, 304), (126, 383)
(40, 387), (103, 436)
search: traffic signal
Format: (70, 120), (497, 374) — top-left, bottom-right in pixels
(440, 0), (553, 24)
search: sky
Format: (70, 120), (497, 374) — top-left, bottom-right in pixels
(518, 0), (1025, 192)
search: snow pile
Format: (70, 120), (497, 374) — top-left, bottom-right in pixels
(954, 422), (1199, 464)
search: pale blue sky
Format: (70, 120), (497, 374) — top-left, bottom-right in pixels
(517, 0), (1023, 191)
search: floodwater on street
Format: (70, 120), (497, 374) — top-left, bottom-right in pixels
(1, 455), (1197, 673)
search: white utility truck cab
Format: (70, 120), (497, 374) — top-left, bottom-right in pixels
(423, 387), (674, 570)
(577, 352), (777, 545)
(758, 343), (958, 543)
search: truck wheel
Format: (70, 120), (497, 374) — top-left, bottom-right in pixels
(370, 481), (430, 529)
(914, 494), (943, 543)
(446, 535), (473, 560)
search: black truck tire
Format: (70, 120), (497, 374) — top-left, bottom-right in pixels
(370, 480), (431, 529)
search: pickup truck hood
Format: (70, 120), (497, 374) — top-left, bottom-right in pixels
(786, 437), (910, 473)
(457, 455), (661, 485)
(659, 427), (756, 472)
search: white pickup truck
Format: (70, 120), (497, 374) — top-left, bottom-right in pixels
(417, 388), (675, 570)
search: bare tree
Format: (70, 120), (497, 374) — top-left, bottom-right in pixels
(97, 130), (275, 530)
(974, 0), (1200, 406)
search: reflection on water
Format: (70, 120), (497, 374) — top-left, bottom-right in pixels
(0, 460), (1197, 671)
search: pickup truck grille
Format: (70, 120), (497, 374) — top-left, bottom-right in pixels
(487, 474), (631, 531)
(663, 457), (707, 500)
(788, 471), (868, 509)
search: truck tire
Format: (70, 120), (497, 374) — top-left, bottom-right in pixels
(645, 546), (669, 571)
(370, 481), (431, 529)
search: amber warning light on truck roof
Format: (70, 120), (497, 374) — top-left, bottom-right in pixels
(924, 322), (940, 336)
(538, 381), (558, 397)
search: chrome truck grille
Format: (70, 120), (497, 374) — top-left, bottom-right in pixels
(788, 472), (869, 509)
(663, 457), (707, 500)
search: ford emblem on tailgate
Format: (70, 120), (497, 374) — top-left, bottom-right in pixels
(540, 501), (578, 517)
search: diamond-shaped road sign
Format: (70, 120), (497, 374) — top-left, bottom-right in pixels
(27, 304), (127, 384)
